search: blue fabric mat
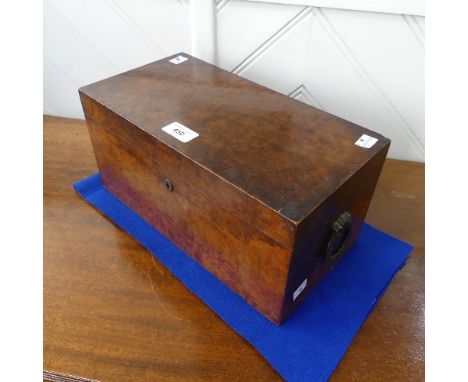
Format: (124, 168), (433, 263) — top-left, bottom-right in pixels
(74, 173), (413, 382)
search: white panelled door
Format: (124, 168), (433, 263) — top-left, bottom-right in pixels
(44, 0), (424, 161)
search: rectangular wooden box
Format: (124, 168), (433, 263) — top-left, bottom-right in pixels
(79, 53), (390, 324)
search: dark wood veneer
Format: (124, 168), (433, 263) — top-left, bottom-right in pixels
(79, 53), (390, 324)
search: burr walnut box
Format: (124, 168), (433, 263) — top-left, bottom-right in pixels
(79, 53), (390, 324)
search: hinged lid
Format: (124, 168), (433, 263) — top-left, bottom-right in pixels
(79, 53), (390, 224)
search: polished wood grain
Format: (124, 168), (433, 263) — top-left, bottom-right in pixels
(79, 53), (390, 323)
(44, 115), (424, 381)
(82, 108), (291, 323)
(78, 53), (390, 222)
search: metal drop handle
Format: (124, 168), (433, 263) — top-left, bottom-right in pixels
(325, 212), (353, 263)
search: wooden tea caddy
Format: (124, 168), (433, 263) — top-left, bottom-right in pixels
(79, 53), (390, 324)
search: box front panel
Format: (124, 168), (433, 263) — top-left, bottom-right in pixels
(83, 103), (293, 323)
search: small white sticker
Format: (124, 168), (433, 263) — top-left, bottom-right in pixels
(293, 279), (307, 301)
(169, 55), (188, 65)
(355, 134), (378, 148)
(162, 122), (199, 143)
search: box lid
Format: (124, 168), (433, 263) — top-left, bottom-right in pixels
(79, 53), (390, 224)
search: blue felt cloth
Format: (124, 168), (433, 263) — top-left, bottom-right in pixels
(74, 173), (412, 382)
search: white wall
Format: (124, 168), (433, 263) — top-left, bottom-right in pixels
(44, 0), (425, 161)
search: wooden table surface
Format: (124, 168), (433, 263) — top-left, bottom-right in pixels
(44, 115), (424, 382)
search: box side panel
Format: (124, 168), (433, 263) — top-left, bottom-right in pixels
(81, 95), (293, 323)
(280, 145), (390, 322)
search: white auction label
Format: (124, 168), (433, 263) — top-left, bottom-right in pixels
(169, 55), (188, 64)
(162, 122), (199, 143)
(355, 134), (378, 148)
(293, 278), (307, 301)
